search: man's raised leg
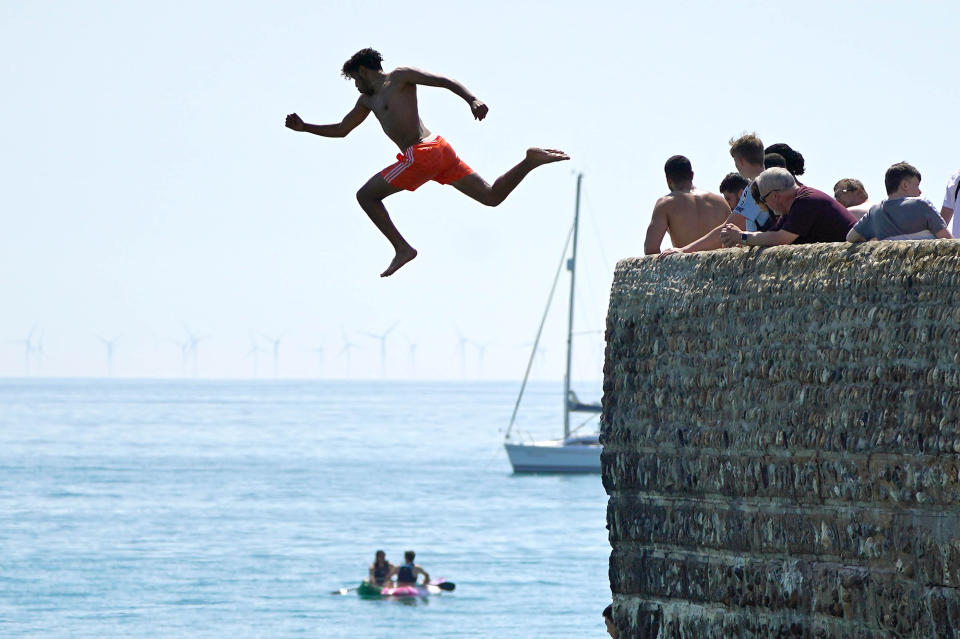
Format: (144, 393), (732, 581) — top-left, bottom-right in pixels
(451, 148), (569, 206)
(356, 174), (418, 277)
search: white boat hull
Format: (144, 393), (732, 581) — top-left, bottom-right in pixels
(504, 439), (601, 473)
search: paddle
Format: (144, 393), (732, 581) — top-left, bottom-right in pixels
(331, 581), (456, 595)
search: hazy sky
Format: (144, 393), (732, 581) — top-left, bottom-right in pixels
(2, 0), (957, 380)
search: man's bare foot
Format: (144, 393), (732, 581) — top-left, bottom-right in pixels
(526, 148), (570, 166)
(381, 247), (418, 277)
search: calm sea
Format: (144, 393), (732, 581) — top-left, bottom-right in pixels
(0, 379), (611, 638)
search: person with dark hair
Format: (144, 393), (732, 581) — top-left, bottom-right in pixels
(644, 155), (730, 254)
(389, 550), (430, 587)
(719, 172), (750, 211)
(603, 604), (618, 638)
(884, 162), (922, 196)
(659, 133), (771, 256)
(719, 167), (856, 246)
(368, 549), (395, 587)
(833, 178), (873, 219)
(847, 162), (951, 242)
(341, 48), (384, 77)
(764, 143), (805, 177)
(285, 48), (569, 277)
(764, 152), (787, 170)
(663, 154), (693, 182)
(940, 169), (960, 236)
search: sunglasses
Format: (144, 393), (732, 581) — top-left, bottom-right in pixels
(759, 188), (780, 205)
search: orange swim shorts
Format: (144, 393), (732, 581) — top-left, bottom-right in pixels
(380, 134), (473, 191)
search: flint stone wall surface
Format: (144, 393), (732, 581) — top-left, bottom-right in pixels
(602, 242), (960, 638)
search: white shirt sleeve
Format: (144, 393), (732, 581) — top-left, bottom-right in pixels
(944, 170), (960, 210)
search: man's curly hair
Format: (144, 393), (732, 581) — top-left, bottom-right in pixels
(342, 48), (383, 77)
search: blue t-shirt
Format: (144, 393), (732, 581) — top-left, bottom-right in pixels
(733, 185), (770, 232)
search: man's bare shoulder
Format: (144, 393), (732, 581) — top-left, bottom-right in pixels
(693, 189), (730, 208)
(656, 191), (698, 209)
(388, 66), (426, 84)
(653, 193), (684, 213)
(654, 193), (675, 207)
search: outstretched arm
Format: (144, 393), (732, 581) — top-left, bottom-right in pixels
(392, 67), (488, 120)
(738, 228), (798, 247)
(659, 212), (749, 257)
(285, 98), (370, 137)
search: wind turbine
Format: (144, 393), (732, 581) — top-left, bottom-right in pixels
(172, 337), (191, 376)
(10, 327), (37, 376)
(518, 341), (548, 378)
(311, 345), (325, 377)
(535, 346), (547, 377)
(338, 330), (360, 378)
(260, 332), (284, 378)
(454, 326), (470, 379)
(32, 331), (45, 374)
(246, 332), (262, 378)
(97, 335), (119, 377)
(471, 339), (489, 378)
(361, 322), (399, 378)
(183, 326), (210, 377)
(403, 333), (418, 377)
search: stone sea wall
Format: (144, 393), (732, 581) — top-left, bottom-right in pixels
(601, 242), (960, 638)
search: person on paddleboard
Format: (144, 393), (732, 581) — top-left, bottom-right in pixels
(285, 48), (569, 278)
(368, 549), (395, 587)
(390, 550), (430, 587)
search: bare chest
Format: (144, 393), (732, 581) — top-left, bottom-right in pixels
(368, 83), (417, 119)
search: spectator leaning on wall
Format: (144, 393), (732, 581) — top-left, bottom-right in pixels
(659, 133), (771, 256)
(940, 168), (960, 236)
(847, 162), (952, 242)
(719, 168), (857, 247)
(719, 172), (750, 212)
(834, 178), (873, 219)
(643, 155), (731, 255)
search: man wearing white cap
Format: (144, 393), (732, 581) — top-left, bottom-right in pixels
(720, 168), (856, 247)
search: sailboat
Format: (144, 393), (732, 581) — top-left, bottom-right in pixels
(503, 173), (603, 473)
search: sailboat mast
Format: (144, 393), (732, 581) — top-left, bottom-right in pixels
(563, 173), (583, 439)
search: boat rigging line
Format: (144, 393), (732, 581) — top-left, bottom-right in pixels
(503, 221), (575, 441)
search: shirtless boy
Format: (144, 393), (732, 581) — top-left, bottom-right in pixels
(643, 155), (730, 255)
(285, 48), (569, 277)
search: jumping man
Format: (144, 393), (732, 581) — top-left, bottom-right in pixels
(285, 48), (570, 277)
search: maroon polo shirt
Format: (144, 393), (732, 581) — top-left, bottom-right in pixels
(773, 185), (857, 243)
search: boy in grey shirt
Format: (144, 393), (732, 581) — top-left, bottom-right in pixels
(847, 162), (952, 242)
